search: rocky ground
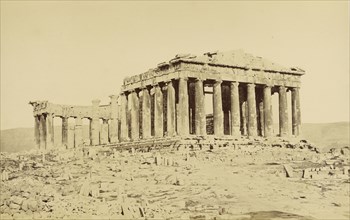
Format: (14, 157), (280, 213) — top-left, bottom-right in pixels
(0, 138), (349, 220)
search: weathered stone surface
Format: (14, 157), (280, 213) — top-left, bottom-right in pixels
(279, 86), (289, 137)
(283, 164), (294, 178)
(28, 50), (305, 154)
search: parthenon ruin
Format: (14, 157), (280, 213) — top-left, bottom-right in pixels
(30, 50), (304, 149)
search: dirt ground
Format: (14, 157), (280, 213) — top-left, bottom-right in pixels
(0, 139), (349, 220)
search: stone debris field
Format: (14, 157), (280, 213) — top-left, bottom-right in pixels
(0, 138), (349, 220)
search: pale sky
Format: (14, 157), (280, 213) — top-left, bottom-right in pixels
(1, 1), (349, 130)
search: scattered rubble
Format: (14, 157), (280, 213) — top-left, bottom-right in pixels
(0, 139), (349, 219)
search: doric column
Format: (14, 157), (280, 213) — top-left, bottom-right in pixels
(247, 83), (257, 137)
(129, 90), (139, 140)
(258, 99), (264, 136)
(241, 101), (248, 135)
(39, 114), (46, 149)
(45, 114), (54, 148)
(291, 87), (301, 136)
(119, 93), (129, 141)
(68, 125), (75, 148)
(142, 88), (151, 139)
(34, 115), (40, 148)
(89, 119), (92, 145)
(263, 86), (273, 137)
(194, 79), (206, 135)
(100, 119), (109, 144)
(213, 80), (223, 136)
(279, 86), (289, 137)
(166, 80), (176, 136)
(74, 117), (83, 147)
(177, 77), (189, 136)
(62, 116), (69, 147)
(230, 82), (240, 137)
(91, 99), (101, 145)
(154, 85), (164, 138)
(109, 95), (119, 143)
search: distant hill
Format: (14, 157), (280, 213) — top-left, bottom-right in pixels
(300, 122), (349, 151)
(1, 122), (349, 153)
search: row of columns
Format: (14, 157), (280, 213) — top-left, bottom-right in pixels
(34, 114), (112, 149)
(33, 79), (301, 148)
(33, 96), (121, 149)
(119, 78), (301, 141)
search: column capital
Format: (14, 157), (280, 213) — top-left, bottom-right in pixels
(109, 94), (118, 101)
(164, 79), (174, 85)
(45, 112), (55, 117)
(279, 85), (287, 92)
(176, 76), (189, 82)
(194, 78), (205, 83)
(214, 79), (223, 84)
(152, 83), (160, 87)
(179, 76), (189, 81)
(230, 81), (239, 87)
(247, 83), (256, 88)
(264, 84), (273, 88)
(75, 114), (83, 119)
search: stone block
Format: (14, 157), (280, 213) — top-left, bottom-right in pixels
(91, 185), (100, 198)
(9, 203), (20, 210)
(302, 168), (312, 179)
(283, 164), (294, 178)
(155, 155), (162, 166)
(10, 196), (24, 205)
(1, 170), (9, 181)
(79, 181), (91, 196)
(27, 199), (39, 212)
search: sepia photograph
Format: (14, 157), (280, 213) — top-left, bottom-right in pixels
(0, 1), (349, 219)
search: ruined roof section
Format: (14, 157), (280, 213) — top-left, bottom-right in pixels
(123, 50), (305, 87)
(169, 50), (305, 75)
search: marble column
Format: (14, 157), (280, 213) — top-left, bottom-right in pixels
(129, 90), (139, 140)
(68, 125), (75, 148)
(119, 93), (129, 141)
(45, 114), (54, 148)
(109, 95), (119, 143)
(177, 77), (189, 136)
(213, 80), (223, 136)
(247, 83), (257, 137)
(230, 82), (240, 137)
(142, 88), (151, 139)
(91, 99), (101, 145)
(154, 85), (164, 138)
(39, 114), (46, 149)
(34, 115), (40, 148)
(166, 81), (176, 136)
(89, 119), (92, 145)
(100, 119), (109, 144)
(74, 117), (83, 147)
(258, 99), (264, 137)
(241, 101), (248, 136)
(62, 117), (69, 147)
(291, 87), (301, 136)
(194, 79), (206, 135)
(263, 86), (273, 137)
(279, 86), (289, 137)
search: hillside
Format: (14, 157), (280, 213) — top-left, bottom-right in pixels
(1, 122), (349, 153)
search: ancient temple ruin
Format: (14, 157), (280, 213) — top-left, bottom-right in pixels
(29, 50), (304, 149)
